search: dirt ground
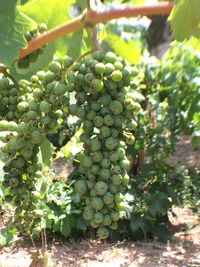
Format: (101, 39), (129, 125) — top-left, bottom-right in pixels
(0, 135), (200, 267)
(0, 206), (199, 267)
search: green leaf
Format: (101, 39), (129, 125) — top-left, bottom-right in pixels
(169, 0), (200, 41)
(0, 1), (37, 66)
(103, 32), (141, 64)
(0, 228), (14, 247)
(11, 43), (55, 78)
(67, 30), (83, 59)
(19, 0), (77, 58)
(60, 215), (74, 237)
(40, 137), (53, 166)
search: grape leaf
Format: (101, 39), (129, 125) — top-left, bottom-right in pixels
(103, 32), (141, 64)
(19, 0), (78, 58)
(67, 30), (83, 59)
(0, 0), (37, 66)
(40, 137), (53, 166)
(169, 0), (200, 41)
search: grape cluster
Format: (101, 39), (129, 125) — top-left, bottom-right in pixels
(67, 51), (141, 239)
(0, 55), (72, 210)
(17, 23), (48, 69)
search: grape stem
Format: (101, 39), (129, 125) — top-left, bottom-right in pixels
(18, 2), (173, 60)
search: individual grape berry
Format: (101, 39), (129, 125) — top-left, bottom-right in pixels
(104, 52), (117, 63)
(94, 212), (104, 224)
(109, 100), (123, 115)
(74, 180), (88, 196)
(94, 181), (108, 195)
(48, 61), (62, 74)
(95, 63), (105, 75)
(91, 79), (104, 93)
(93, 115), (104, 128)
(91, 197), (104, 211)
(111, 70), (122, 82)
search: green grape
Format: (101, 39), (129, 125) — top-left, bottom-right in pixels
(109, 100), (123, 115)
(40, 101), (51, 113)
(105, 137), (119, 150)
(111, 70), (122, 82)
(104, 51), (117, 63)
(104, 114), (114, 126)
(74, 180), (88, 196)
(103, 192), (114, 205)
(97, 226), (109, 239)
(105, 63), (115, 75)
(111, 174), (122, 186)
(90, 138), (101, 152)
(95, 63), (105, 74)
(53, 82), (67, 95)
(93, 115), (104, 128)
(91, 79), (104, 93)
(94, 212), (104, 224)
(91, 151), (103, 163)
(48, 61), (62, 74)
(91, 197), (104, 211)
(99, 168), (111, 181)
(94, 181), (108, 196)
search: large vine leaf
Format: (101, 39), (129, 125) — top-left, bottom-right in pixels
(169, 0), (200, 41)
(0, 0), (37, 66)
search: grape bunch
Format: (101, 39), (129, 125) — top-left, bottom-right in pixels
(0, 55), (72, 211)
(67, 51), (141, 239)
(17, 23), (48, 69)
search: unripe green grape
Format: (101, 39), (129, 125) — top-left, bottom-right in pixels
(115, 192), (124, 203)
(81, 155), (93, 168)
(0, 77), (10, 90)
(17, 101), (29, 112)
(63, 55), (73, 68)
(110, 221), (118, 229)
(112, 165), (122, 174)
(9, 178), (20, 188)
(91, 151), (103, 163)
(86, 110), (96, 121)
(95, 62), (105, 74)
(74, 180), (88, 196)
(93, 115), (104, 128)
(111, 70), (122, 82)
(53, 82), (67, 95)
(100, 168), (111, 181)
(91, 197), (104, 211)
(125, 134), (135, 145)
(91, 164), (100, 175)
(40, 101), (51, 113)
(111, 174), (122, 186)
(92, 51), (104, 61)
(104, 51), (117, 63)
(119, 158), (130, 170)
(104, 114), (114, 126)
(83, 206), (95, 221)
(94, 181), (108, 195)
(114, 61), (123, 70)
(103, 215), (112, 226)
(91, 102), (101, 111)
(103, 192), (114, 205)
(83, 120), (93, 133)
(100, 158), (111, 168)
(91, 79), (104, 93)
(85, 72), (95, 83)
(80, 132), (90, 143)
(26, 110), (38, 120)
(109, 151), (119, 162)
(41, 115), (51, 125)
(94, 212), (104, 224)
(99, 93), (112, 106)
(76, 106), (86, 119)
(90, 138), (101, 152)
(87, 180), (94, 190)
(67, 72), (76, 83)
(75, 91), (87, 104)
(109, 100), (123, 115)
(105, 137), (119, 150)
(100, 106), (110, 116)
(105, 63), (115, 75)
(90, 189), (97, 197)
(100, 126), (111, 139)
(33, 88), (43, 98)
(68, 104), (78, 115)
(98, 226), (109, 239)
(111, 211), (120, 221)
(126, 120), (137, 130)
(48, 61), (62, 73)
